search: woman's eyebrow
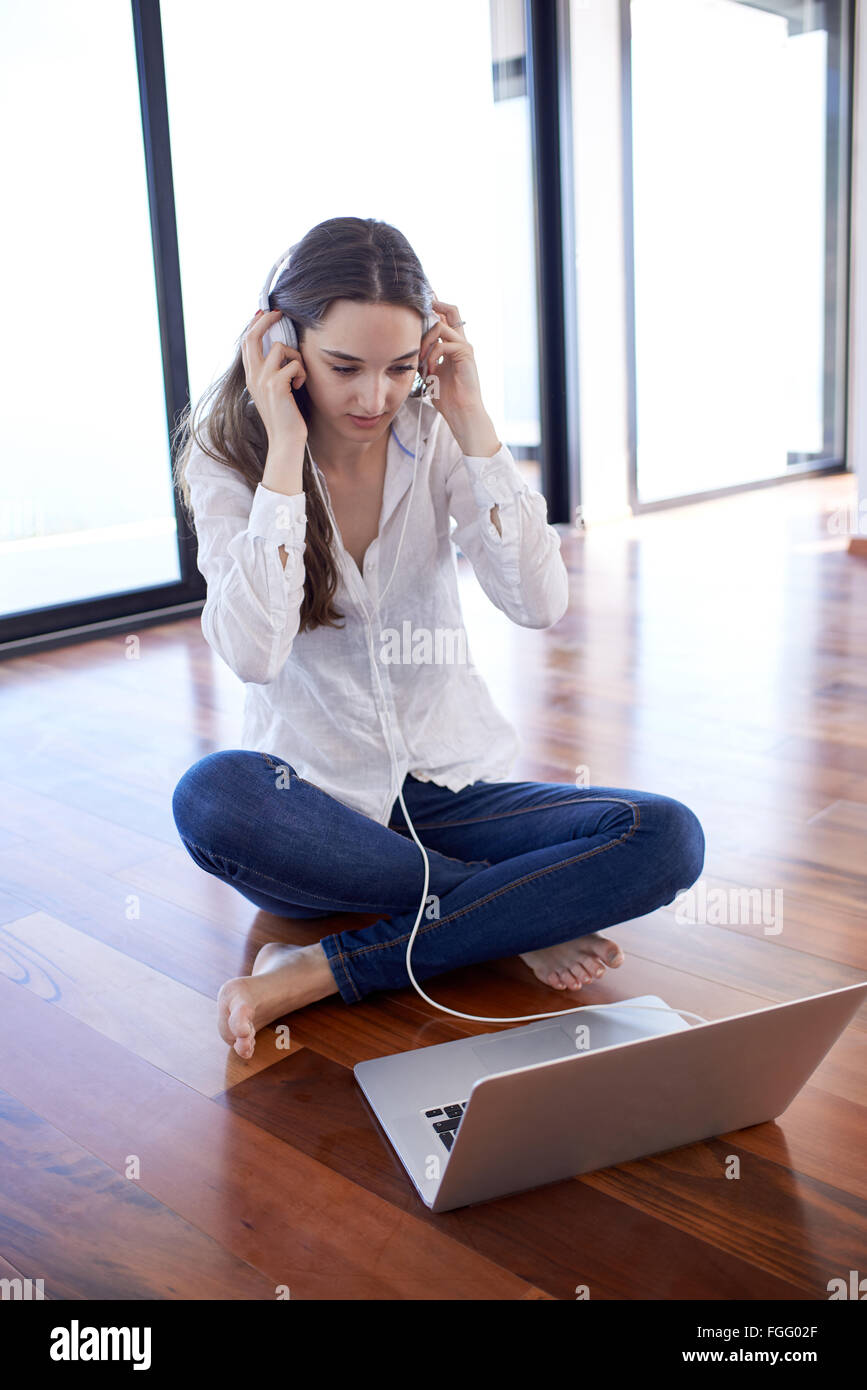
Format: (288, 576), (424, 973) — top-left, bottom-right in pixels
(321, 348), (419, 362)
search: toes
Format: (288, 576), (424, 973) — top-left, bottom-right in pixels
(227, 1002), (255, 1054)
(578, 955), (605, 980)
(580, 934), (625, 967)
(232, 1015), (256, 1059)
(228, 1005), (251, 1036)
(539, 948), (624, 991)
(589, 939), (624, 967)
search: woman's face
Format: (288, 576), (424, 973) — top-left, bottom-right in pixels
(300, 299), (423, 441)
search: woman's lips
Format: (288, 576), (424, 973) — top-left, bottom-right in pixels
(348, 413), (384, 427)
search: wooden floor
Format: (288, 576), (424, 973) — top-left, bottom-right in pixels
(1, 469), (866, 1301)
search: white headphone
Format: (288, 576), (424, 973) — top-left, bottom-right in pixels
(255, 248), (706, 1029)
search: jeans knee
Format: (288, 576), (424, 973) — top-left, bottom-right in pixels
(172, 749), (294, 843)
(172, 753), (221, 842)
(665, 798), (705, 892)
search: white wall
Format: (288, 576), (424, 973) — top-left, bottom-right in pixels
(848, 0), (867, 551)
(569, 0), (632, 525)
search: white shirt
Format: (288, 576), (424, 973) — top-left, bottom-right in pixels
(186, 393), (569, 826)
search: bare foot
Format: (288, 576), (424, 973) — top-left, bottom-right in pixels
(217, 941), (339, 1060)
(520, 932), (625, 993)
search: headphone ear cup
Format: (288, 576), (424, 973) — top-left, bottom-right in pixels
(261, 314), (299, 359)
(419, 309), (438, 379)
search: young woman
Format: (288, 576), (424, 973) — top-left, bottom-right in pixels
(171, 216), (705, 1059)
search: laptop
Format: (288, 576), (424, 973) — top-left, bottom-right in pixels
(353, 982), (867, 1213)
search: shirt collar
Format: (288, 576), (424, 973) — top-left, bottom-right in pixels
(310, 395), (430, 533)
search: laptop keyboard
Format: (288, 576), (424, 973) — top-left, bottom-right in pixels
(422, 1098), (470, 1152)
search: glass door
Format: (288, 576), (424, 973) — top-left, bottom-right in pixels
(627, 0), (852, 505)
(0, 0), (184, 620)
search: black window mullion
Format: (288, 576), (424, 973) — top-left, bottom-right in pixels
(130, 0), (199, 582)
(526, 0), (579, 526)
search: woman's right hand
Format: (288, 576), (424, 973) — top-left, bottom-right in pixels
(242, 309), (308, 449)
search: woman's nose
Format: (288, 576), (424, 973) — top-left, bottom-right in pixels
(355, 381), (390, 413)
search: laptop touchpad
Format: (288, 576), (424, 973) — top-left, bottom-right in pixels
(471, 1025), (574, 1074)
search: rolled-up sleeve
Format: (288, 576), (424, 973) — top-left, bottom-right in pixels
(445, 434), (569, 629)
(186, 442), (308, 685)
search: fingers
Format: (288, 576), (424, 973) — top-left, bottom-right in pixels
(420, 311), (459, 370)
(243, 308), (306, 397)
(420, 313), (444, 348)
(244, 308), (282, 363)
(281, 357), (306, 391)
(423, 317), (462, 348)
(431, 300), (466, 334)
(423, 337), (464, 369)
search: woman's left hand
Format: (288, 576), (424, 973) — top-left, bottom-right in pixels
(420, 297), (485, 420)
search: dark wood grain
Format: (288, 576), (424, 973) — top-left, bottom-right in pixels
(0, 1087), (277, 1300)
(216, 1044), (814, 1299)
(0, 975), (548, 1300)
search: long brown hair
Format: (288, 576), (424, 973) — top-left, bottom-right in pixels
(171, 216), (434, 633)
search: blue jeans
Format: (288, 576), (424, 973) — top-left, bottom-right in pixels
(171, 750), (705, 1005)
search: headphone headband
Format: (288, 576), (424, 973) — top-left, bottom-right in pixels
(259, 246), (294, 311)
(256, 243), (438, 362)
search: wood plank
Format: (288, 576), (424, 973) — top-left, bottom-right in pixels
(0, 1250), (53, 1299)
(0, 838), (299, 998)
(582, 1131), (867, 1296)
(686, 852), (867, 960)
(720, 1081), (867, 1202)
(0, 774), (176, 875)
(806, 799), (867, 832)
(0, 974), (543, 1300)
(0, 1088), (276, 1300)
(608, 908), (867, 1033)
(0, 910), (290, 1094)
